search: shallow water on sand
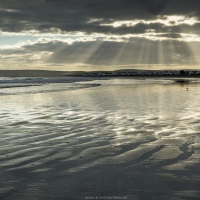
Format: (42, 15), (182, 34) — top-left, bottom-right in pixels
(1, 78), (200, 199)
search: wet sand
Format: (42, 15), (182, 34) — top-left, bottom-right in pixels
(1, 79), (200, 199)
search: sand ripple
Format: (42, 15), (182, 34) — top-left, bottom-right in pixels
(1, 80), (200, 199)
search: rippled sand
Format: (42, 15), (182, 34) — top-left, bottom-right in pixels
(1, 78), (200, 199)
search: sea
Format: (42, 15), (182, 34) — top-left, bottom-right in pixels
(1, 76), (200, 200)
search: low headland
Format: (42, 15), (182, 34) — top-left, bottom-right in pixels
(0, 69), (200, 78)
(82, 69), (200, 78)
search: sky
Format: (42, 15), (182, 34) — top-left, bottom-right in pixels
(0, 0), (200, 71)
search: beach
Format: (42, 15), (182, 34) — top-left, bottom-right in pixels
(1, 76), (200, 199)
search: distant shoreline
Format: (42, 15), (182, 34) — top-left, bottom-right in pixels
(0, 70), (81, 77)
(0, 69), (200, 78)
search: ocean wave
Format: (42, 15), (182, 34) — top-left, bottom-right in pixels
(0, 83), (100, 95)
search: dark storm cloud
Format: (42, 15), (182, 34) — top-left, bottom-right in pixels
(0, 0), (200, 34)
(45, 0), (200, 17)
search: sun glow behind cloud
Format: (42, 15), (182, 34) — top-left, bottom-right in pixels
(101, 15), (200, 28)
(0, 31), (200, 71)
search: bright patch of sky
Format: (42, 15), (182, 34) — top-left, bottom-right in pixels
(0, 34), (81, 49)
(0, 35), (37, 46)
(101, 15), (199, 27)
(1, 31), (200, 51)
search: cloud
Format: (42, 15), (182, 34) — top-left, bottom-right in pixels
(1, 36), (200, 71)
(102, 16), (200, 28)
(0, 0), (200, 69)
(1, 38), (195, 65)
(0, 0), (199, 34)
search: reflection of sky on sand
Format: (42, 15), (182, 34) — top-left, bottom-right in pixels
(1, 79), (200, 199)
